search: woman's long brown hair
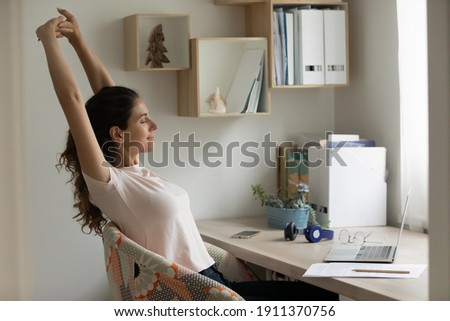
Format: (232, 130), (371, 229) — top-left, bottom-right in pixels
(56, 86), (138, 235)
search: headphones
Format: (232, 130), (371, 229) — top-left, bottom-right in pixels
(284, 222), (334, 243)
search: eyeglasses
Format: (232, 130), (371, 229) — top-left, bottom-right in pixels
(338, 229), (372, 246)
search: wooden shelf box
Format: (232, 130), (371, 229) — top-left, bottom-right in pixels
(123, 14), (190, 71)
(217, 1), (350, 88)
(178, 37), (270, 117)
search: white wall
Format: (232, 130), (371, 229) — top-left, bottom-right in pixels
(8, 0), (334, 300)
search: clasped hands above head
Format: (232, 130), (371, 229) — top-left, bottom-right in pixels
(36, 8), (78, 42)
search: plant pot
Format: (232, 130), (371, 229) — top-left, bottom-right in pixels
(265, 206), (310, 230)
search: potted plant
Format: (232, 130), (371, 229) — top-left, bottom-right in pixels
(251, 182), (322, 230)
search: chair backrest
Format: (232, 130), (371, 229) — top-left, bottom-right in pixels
(102, 222), (244, 301)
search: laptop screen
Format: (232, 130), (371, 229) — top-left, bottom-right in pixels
(394, 188), (412, 248)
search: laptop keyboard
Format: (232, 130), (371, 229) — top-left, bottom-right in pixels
(356, 246), (393, 260)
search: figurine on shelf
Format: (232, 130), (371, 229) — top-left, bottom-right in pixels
(145, 24), (170, 68)
(206, 87), (227, 114)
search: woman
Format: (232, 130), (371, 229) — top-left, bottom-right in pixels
(37, 9), (337, 301)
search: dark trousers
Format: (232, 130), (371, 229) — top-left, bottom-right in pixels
(199, 265), (338, 301)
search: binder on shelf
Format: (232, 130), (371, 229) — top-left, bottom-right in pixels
(284, 11), (295, 85)
(286, 7), (300, 85)
(272, 11), (283, 86)
(241, 53), (264, 113)
(245, 60), (264, 113)
(226, 48), (264, 114)
(275, 7), (288, 85)
(244, 81), (259, 113)
(324, 9), (347, 85)
(299, 9), (325, 85)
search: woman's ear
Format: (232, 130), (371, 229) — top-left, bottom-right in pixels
(109, 126), (124, 143)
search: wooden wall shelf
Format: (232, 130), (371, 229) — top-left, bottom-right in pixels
(178, 37), (270, 117)
(123, 14), (190, 71)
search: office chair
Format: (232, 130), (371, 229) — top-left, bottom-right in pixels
(102, 222), (255, 301)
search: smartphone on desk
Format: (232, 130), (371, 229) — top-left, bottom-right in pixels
(231, 230), (260, 239)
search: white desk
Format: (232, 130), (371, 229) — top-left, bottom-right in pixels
(197, 216), (429, 301)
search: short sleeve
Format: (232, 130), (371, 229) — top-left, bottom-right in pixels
(82, 167), (118, 200)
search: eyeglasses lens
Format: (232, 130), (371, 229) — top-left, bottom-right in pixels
(339, 230), (351, 244)
(353, 231), (366, 245)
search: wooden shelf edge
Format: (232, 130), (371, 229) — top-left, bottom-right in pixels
(272, 84), (349, 89)
(272, 0), (345, 4)
(216, 0), (345, 5)
(190, 36), (267, 42)
(177, 108), (271, 118)
(184, 112), (271, 118)
(127, 67), (190, 72)
(216, 0), (267, 5)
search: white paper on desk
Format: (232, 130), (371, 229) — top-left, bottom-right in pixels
(303, 263), (427, 278)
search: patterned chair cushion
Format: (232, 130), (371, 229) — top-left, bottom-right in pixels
(205, 242), (256, 283)
(102, 222), (251, 301)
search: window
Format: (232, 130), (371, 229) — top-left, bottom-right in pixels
(397, 0), (428, 230)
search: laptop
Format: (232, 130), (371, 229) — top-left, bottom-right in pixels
(323, 191), (411, 263)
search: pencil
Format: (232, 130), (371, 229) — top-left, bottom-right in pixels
(352, 269), (410, 274)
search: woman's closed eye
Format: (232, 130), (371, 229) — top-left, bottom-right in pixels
(140, 115), (151, 124)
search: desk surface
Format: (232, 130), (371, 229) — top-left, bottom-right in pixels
(197, 216), (429, 301)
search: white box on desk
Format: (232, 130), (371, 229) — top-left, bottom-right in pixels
(308, 147), (387, 228)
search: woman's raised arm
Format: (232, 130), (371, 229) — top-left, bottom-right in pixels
(57, 8), (115, 94)
(36, 15), (109, 182)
